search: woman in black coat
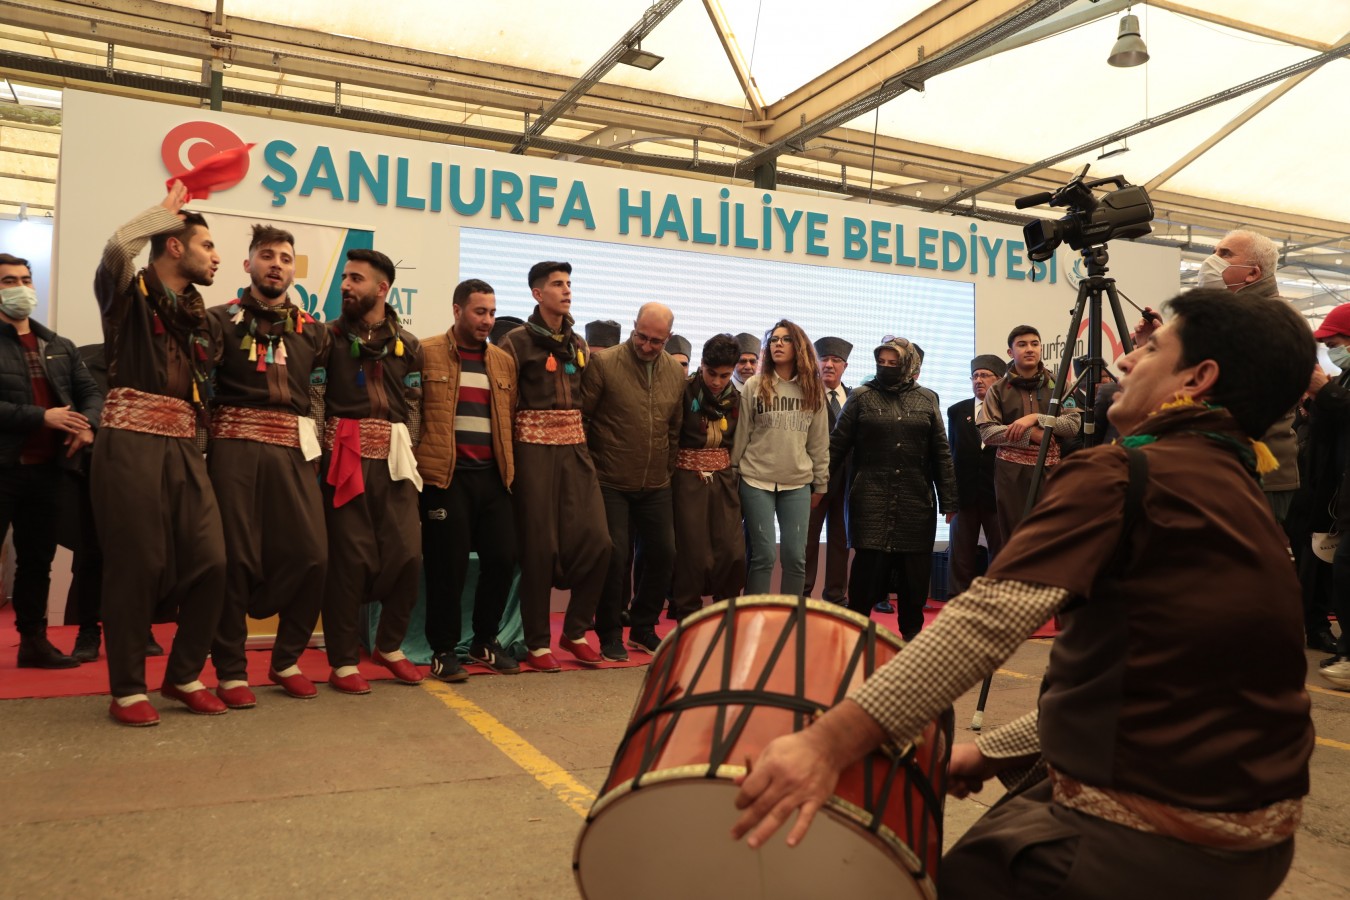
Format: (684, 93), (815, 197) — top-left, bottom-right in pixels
(830, 338), (957, 640)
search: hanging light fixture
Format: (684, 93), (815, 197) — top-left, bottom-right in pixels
(1108, 10), (1149, 68)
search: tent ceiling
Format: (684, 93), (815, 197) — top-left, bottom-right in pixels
(0, 0), (1348, 314)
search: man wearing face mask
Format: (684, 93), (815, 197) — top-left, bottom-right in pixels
(1135, 230), (1299, 521)
(0, 253), (102, 669)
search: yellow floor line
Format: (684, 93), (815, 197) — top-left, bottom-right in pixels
(421, 680), (596, 818)
(1317, 736), (1350, 751)
(1307, 683), (1350, 700)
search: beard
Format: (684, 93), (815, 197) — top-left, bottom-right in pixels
(342, 290), (381, 322)
(251, 272), (289, 300)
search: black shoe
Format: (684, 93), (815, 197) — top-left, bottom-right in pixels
(146, 631), (164, 657)
(1307, 629), (1339, 654)
(874, 600), (895, 614)
(430, 651), (469, 683)
(468, 641), (521, 675)
(72, 628), (101, 663)
(600, 638), (629, 662)
(626, 627), (661, 655)
(16, 634), (80, 669)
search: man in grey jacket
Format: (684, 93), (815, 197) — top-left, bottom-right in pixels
(580, 302), (685, 659)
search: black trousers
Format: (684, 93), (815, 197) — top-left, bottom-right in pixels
(598, 485), (675, 639)
(803, 483), (848, 602)
(948, 503), (1003, 596)
(421, 467), (517, 654)
(0, 462), (61, 636)
(56, 470), (103, 631)
(848, 548), (930, 639)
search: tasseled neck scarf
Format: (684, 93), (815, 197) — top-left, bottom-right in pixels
(688, 373), (738, 446)
(1117, 396), (1278, 481)
(230, 292), (310, 373)
(136, 265), (213, 415)
(338, 305), (405, 388)
(526, 307), (586, 374)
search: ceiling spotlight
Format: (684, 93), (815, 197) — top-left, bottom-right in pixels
(1108, 12), (1149, 67)
(1098, 139), (1130, 160)
(619, 42), (664, 71)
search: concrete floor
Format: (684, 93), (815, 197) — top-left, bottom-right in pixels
(2, 638), (1349, 899)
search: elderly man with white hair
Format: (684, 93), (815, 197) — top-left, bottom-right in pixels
(1138, 228), (1298, 520)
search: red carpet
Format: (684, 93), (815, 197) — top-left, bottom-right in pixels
(0, 599), (1053, 701)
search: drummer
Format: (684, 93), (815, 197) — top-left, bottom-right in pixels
(731, 289), (1315, 900)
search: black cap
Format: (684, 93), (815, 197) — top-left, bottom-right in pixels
(734, 332), (761, 357)
(666, 334), (692, 358)
(813, 337), (853, 362)
(971, 354), (1007, 377)
(490, 315), (524, 346)
(585, 320), (621, 349)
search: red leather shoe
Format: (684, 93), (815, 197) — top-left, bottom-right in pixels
(109, 699), (160, 727)
(215, 684), (257, 709)
(559, 636), (602, 667)
(371, 650), (424, 684)
(329, 671), (372, 695)
(161, 683), (228, 715)
(268, 668), (318, 699)
(523, 650), (562, 673)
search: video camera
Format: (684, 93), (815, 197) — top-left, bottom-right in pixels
(1016, 165), (1154, 262)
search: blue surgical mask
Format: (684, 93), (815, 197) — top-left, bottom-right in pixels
(1327, 344), (1350, 372)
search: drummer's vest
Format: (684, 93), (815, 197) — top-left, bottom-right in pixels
(1013, 440), (1313, 811)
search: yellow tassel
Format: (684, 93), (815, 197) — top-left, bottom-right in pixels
(577, 348), (586, 368)
(719, 417), (727, 432)
(1159, 393), (1203, 412)
(395, 338), (404, 357)
(1252, 439), (1279, 475)
(248, 341), (257, 362)
(192, 381), (200, 404)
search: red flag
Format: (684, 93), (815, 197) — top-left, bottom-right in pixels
(166, 143), (256, 202)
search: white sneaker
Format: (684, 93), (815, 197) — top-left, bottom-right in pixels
(1321, 659), (1350, 691)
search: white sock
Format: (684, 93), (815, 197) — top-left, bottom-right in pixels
(334, 665), (361, 678)
(378, 649), (407, 663)
(220, 680), (248, 690)
(274, 665), (302, 678)
(115, 694), (149, 708)
(173, 680), (206, 693)
(529, 647), (552, 658)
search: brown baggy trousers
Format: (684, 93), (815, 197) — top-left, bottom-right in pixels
(671, 467), (745, 619)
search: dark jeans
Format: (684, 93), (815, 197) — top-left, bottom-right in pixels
(0, 462), (61, 636)
(598, 485), (674, 639)
(421, 467), (517, 654)
(949, 503), (1003, 596)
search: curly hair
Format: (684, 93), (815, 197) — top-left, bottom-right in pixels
(757, 319), (823, 413)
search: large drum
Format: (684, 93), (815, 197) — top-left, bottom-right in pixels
(574, 596), (953, 900)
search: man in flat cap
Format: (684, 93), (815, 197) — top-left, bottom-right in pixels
(805, 336), (853, 606)
(489, 315), (524, 346)
(585, 320), (622, 353)
(947, 354), (1006, 596)
(666, 335), (692, 375)
(732, 332), (760, 394)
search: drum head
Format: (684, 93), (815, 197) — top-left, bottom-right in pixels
(575, 777), (932, 900)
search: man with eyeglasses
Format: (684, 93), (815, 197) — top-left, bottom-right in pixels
(580, 302), (686, 659)
(947, 355), (1007, 596)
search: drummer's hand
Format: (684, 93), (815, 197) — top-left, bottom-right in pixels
(947, 742), (999, 799)
(731, 730), (839, 849)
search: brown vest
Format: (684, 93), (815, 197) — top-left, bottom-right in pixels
(416, 333), (516, 489)
(988, 421), (1312, 811)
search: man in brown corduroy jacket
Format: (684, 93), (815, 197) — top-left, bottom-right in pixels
(415, 278), (519, 682)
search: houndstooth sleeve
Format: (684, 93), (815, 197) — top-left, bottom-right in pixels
(849, 577), (1069, 746)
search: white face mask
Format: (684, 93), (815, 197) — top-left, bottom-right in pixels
(1328, 344), (1350, 372)
(1196, 254), (1255, 292)
(0, 285), (36, 320)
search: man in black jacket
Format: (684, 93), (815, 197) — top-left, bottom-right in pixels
(0, 252), (102, 668)
(947, 354), (1005, 596)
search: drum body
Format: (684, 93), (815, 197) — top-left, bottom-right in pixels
(574, 596), (952, 900)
